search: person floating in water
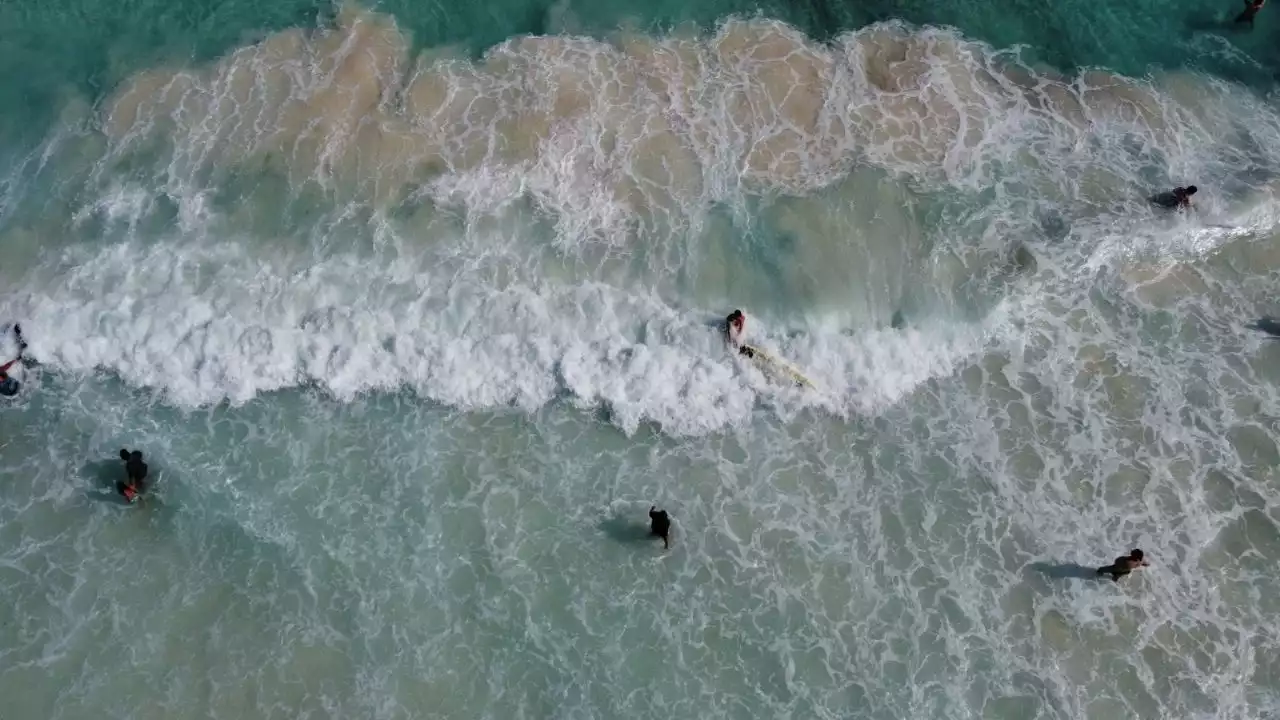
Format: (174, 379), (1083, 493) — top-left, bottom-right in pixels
(0, 324), (28, 397)
(1096, 549), (1149, 581)
(725, 309), (755, 359)
(649, 506), (671, 549)
(1236, 0), (1264, 27)
(118, 449), (149, 502)
(1149, 185), (1197, 210)
(1252, 317), (1280, 337)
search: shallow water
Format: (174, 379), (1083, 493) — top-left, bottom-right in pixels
(3, 0), (1280, 718)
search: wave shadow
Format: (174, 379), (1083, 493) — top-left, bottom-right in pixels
(81, 459), (124, 491)
(1185, 11), (1231, 33)
(597, 516), (656, 545)
(1028, 562), (1104, 580)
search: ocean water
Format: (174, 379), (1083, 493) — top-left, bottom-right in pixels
(3, 0), (1280, 716)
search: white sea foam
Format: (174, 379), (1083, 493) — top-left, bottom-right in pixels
(90, 7), (1280, 245)
(4, 229), (1000, 435)
(7, 6), (1280, 433)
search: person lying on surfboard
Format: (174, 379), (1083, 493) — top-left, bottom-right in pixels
(725, 310), (816, 388)
(725, 310), (755, 358)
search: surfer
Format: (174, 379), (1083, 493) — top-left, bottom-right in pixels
(1149, 185), (1197, 210)
(1096, 549), (1149, 582)
(118, 449), (149, 502)
(0, 324), (28, 397)
(649, 506), (671, 549)
(725, 310), (755, 358)
(1235, 0), (1264, 27)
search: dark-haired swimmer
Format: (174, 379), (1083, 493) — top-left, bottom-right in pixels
(1097, 549), (1149, 581)
(1236, 0), (1264, 27)
(649, 506), (671, 549)
(1150, 186), (1197, 209)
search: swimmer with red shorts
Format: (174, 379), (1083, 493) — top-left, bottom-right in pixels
(118, 449), (149, 502)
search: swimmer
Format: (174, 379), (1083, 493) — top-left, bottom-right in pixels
(649, 506), (671, 549)
(725, 310), (755, 359)
(0, 324), (28, 397)
(118, 449), (149, 502)
(1252, 317), (1280, 337)
(1096, 549), (1149, 582)
(1236, 0), (1264, 27)
(1149, 186), (1197, 209)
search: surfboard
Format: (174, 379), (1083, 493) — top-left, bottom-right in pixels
(741, 344), (815, 389)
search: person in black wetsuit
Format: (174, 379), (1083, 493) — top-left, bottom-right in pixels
(1236, 0), (1264, 27)
(1150, 186), (1197, 209)
(1097, 549), (1149, 581)
(0, 324), (28, 397)
(649, 506), (672, 549)
(118, 449), (149, 502)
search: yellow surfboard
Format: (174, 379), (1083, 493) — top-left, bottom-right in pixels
(741, 344), (815, 389)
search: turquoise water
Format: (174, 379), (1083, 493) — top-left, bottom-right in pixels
(4, 0), (1280, 718)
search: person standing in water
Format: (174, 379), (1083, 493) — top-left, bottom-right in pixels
(649, 506), (672, 549)
(725, 310), (755, 358)
(0, 324), (28, 397)
(1096, 549), (1149, 581)
(1236, 0), (1264, 27)
(118, 449), (149, 502)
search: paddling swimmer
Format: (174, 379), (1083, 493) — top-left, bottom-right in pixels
(118, 449), (149, 502)
(1096, 549), (1149, 581)
(1149, 185), (1197, 209)
(649, 506), (671, 549)
(1236, 0), (1264, 27)
(725, 310), (755, 359)
(0, 324), (28, 397)
(1252, 317), (1280, 337)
